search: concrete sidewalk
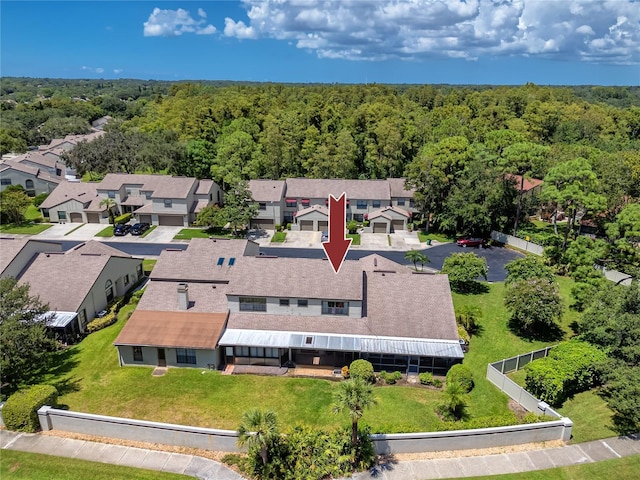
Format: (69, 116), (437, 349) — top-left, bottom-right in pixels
(0, 430), (244, 480)
(2, 430), (638, 480)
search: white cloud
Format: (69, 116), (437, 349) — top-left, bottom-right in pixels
(80, 65), (105, 74)
(143, 7), (216, 37)
(113, 69), (123, 74)
(221, 0), (639, 64)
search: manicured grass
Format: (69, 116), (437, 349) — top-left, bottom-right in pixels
(24, 204), (42, 221)
(418, 231), (454, 243)
(0, 223), (52, 234)
(448, 454), (640, 480)
(64, 224), (85, 236)
(0, 450), (191, 480)
(559, 390), (615, 443)
(142, 259), (157, 275)
(173, 228), (235, 240)
(346, 233), (361, 245)
(140, 225), (157, 237)
(95, 226), (114, 237)
(271, 231), (287, 243)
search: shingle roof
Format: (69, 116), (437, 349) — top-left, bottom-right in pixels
(98, 174), (196, 199)
(285, 178), (391, 200)
(227, 271), (457, 342)
(387, 178), (415, 197)
(195, 179), (214, 195)
(150, 238), (253, 282)
(0, 159), (62, 184)
(295, 204), (328, 218)
(66, 240), (131, 257)
(137, 281), (229, 313)
(368, 206), (411, 220)
(114, 310), (228, 349)
(0, 238), (62, 277)
(39, 182), (99, 209)
(18, 252), (112, 312)
(249, 180), (286, 202)
(507, 174), (544, 192)
(14, 152), (60, 171)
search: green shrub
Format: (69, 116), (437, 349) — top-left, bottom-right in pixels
(33, 193), (49, 207)
(379, 371), (402, 385)
(522, 412), (557, 424)
(419, 372), (434, 385)
(286, 223), (292, 230)
(274, 224), (282, 232)
(114, 212), (132, 225)
(347, 220), (359, 234)
(86, 312), (117, 332)
(524, 340), (607, 406)
(363, 220), (370, 227)
(3, 385), (58, 432)
(457, 325), (470, 344)
(349, 359), (374, 383)
(433, 378), (443, 388)
(446, 364), (474, 393)
(436, 413), (518, 431)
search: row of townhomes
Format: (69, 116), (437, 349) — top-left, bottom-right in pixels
(0, 123), (109, 195)
(115, 238), (463, 375)
(39, 173), (222, 226)
(249, 178), (417, 233)
(0, 237), (142, 341)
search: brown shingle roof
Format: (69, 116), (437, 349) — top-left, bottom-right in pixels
(387, 178), (415, 197)
(507, 174), (544, 192)
(249, 180), (286, 202)
(0, 238), (62, 277)
(98, 174), (196, 199)
(0, 160), (62, 184)
(150, 238), (253, 282)
(15, 152), (60, 171)
(114, 310), (228, 349)
(285, 178), (391, 200)
(295, 204), (328, 218)
(137, 281), (229, 313)
(39, 182), (99, 209)
(195, 179), (214, 195)
(66, 240), (131, 257)
(368, 206), (411, 220)
(18, 252), (112, 312)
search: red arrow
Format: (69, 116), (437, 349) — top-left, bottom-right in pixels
(322, 193), (352, 274)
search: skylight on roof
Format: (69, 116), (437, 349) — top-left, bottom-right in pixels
(217, 257), (225, 266)
(228, 257), (236, 266)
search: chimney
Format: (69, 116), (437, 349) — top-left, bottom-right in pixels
(177, 283), (189, 310)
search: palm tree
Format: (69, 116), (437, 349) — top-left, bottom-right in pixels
(237, 408), (279, 467)
(100, 198), (117, 225)
(440, 382), (468, 421)
(332, 378), (377, 446)
(404, 249), (429, 271)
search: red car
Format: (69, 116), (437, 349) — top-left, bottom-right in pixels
(457, 237), (486, 248)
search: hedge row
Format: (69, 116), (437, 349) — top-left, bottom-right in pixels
(524, 340), (607, 406)
(115, 212), (132, 225)
(3, 385), (58, 432)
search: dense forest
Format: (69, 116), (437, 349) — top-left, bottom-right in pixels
(1, 78), (639, 275)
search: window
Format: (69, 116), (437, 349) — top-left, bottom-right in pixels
(108, 190), (115, 198)
(126, 189), (132, 195)
(279, 299), (289, 307)
(372, 200), (381, 208)
(285, 199), (297, 208)
(58, 211), (67, 220)
(322, 301), (349, 315)
(164, 199), (172, 208)
(78, 309), (87, 328)
(137, 264), (143, 279)
(105, 279), (114, 303)
(397, 198), (405, 206)
(145, 191), (152, 200)
(297, 299), (308, 307)
(25, 179), (34, 190)
(301, 199), (310, 206)
(239, 297), (267, 312)
(235, 346), (279, 358)
(354, 214), (363, 222)
(176, 348), (196, 365)
(305, 336), (313, 345)
(284, 214), (294, 224)
(409, 199), (415, 208)
(259, 202), (266, 210)
(123, 274), (129, 286)
(1, 178), (11, 185)
(133, 346), (143, 362)
(356, 200), (367, 210)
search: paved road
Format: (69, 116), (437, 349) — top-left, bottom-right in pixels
(2, 430), (638, 480)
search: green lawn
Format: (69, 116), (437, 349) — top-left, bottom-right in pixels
(142, 259), (157, 275)
(140, 225), (157, 237)
(0, 223), (52, 234)
(271, 231), (287, 243)
(173, 228), (234, 240)
(95, 226), (114, 237)
(448, 454), (640, 480)
(559, 390), (615, 443)
(0, 450), (191, 480)
(346, 233), (361, 245)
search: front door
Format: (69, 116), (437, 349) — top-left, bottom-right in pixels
(157, 348), (166, 367)
(408, 356), (420, 374)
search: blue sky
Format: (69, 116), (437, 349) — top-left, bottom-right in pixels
(1, 1), (638, 85)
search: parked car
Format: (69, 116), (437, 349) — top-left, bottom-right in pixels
(321, 230), (329, 242)
(113, 224), (131, 236)
(456, 237), (486, 248)
(130, 223), (150, 235)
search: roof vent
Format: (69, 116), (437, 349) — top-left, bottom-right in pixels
(374, 257), (377, 267)
(177, 283), (189, 310)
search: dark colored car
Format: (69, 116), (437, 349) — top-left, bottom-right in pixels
(130, 223), (150, 235)
(113, 224), (131, 236)
(456, 237), (486, 248)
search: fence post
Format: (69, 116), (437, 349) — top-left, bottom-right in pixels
(37, 405), (53, 431)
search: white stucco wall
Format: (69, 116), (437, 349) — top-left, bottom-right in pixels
(228, 296), (362, 318)
(117, 346), (221, 369)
